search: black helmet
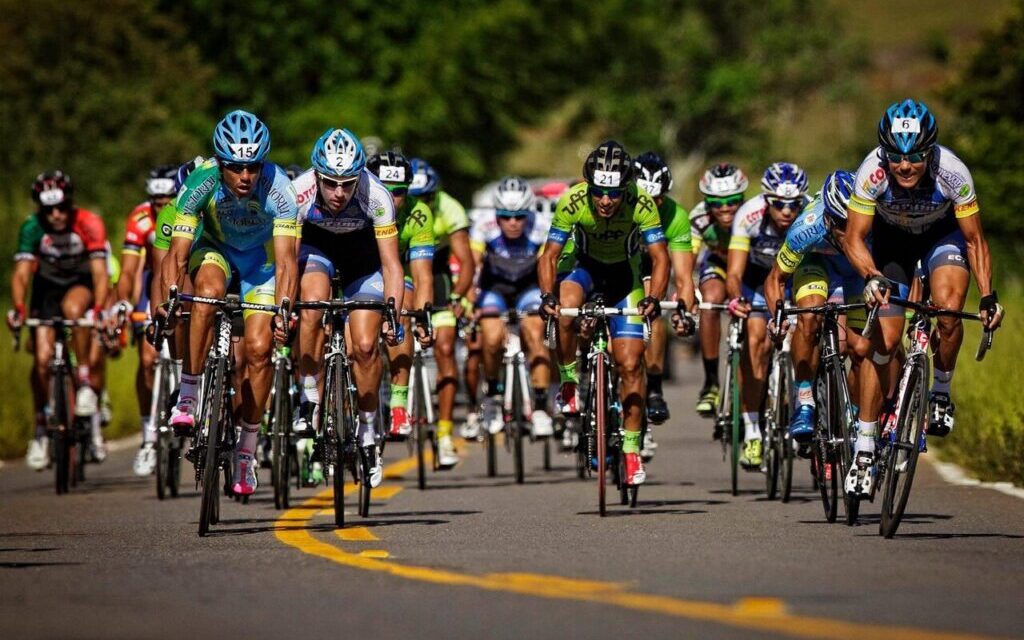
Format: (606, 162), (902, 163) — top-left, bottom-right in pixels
(146, 165), (179, 197)
(285, 164), (304, 180)
(32, 170), (74, 208)
(633, 151), (673, 198)
(367, 151), (414, 189)
(583, 140), (632, 188)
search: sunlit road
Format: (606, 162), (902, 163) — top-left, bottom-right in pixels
(2, 357), (1023, 639)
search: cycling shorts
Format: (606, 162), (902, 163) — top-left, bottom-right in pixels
(792, 254), (866, 329)
(477, 284), (542, 314)
(562, 262), (645, 340)
(30, 273), (93, 320)
(298, 244), (385, 303)
(189, 236), (275, 319)
(739, 282), (790, 321)
(874, 223), (969, 298)
(697, 249), (727, 285)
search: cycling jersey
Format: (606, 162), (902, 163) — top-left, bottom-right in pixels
(432, 191), (470, 251)
(397, 196), (435, 264)
(775, 196), (843, 274)
(171, 158), (298, 251)
(729, 194), (811, 288)
(849, 145), (978, 235)
(469, 207), (552, 254)
(15, 209), (108, 286)
(640, 196), (691, 279)
(294, 167), (397, 286)
(688, 201), (731, 257)
(547, 182), (665, 266)
(475, 214), (545, 288)
(123, 201), (157, 267)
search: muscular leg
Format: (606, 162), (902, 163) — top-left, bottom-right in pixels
(555, 280), (585, 379)
(699, 278), (726, 387)
(480, 318), (505, 383)
(521, 316), (551, 391)
(612, 338), (647, 433)
(928, 265), (969, 380)
(348, 309), (384, 412)
(32, 327), (55, 419)
(60, 285), (93, 386)
(186, 265), (226, 377)
(434, 326), (458, 424)
(464, 329), (482, 408)
(740, 318), (771, 414)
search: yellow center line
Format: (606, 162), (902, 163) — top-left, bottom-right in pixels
(274, 458), (1004, 640)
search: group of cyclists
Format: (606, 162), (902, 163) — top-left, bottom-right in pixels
(8, 97), (1004, 512)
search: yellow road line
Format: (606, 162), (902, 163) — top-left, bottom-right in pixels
(372, 485), (404, 500)
(359, 550), (390, 559)
(274, 481), (1003, 640)
(336, 527), (379, 542)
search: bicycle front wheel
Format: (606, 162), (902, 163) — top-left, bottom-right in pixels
(880, 361), (927, 538)
(814, 369), (839, 523)
(198, 358), (226, 537)
(595, 355), (607, 517)
(513, 369), (525, 485)
(729, 349), (741, 497)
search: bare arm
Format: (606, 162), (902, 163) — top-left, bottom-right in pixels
(90, 257), (108, 309)
(115, 252), (141, 304)
(449, 230), (475, 298)
(671, 250), (696, 311)
(273, 235), (298, 305)
(160, 237), (192, 304)
(646, 241), (670, 301)
(376, 234), (405, 311)
(764, 263), (788, 317)
(149, 247), (167, 316)
(537, 241), (562, 296)
(725, 249), (747, 300)
(410, 259), (433, 310)
(958, 213), (993, 298)
(10, 260), (33, 310)
(845, 209), (879, 280)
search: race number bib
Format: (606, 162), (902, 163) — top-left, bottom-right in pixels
(891, 117), (921, 134)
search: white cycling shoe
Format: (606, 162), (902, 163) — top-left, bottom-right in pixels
(90, 426), (107, 464)
(482, 397), (504, 435)
(460, 412), (481, 440)
(133, 443), (157, 476)
(845, 450), (875, 496)
(26, 437), (49, 471)
(531, 409), (554, 438)
(640, 429), (659, 461)
(232, 452), (258, 496)
(437, 436), (459, 468)
(76, 386), (98, 417)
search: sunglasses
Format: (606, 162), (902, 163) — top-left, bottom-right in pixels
(767, 197), (804, 211)
(705, 194), (744, 208)
(497, 212), (529, 221)
(588, 185), (624, 199)
(885, 150), (930, 164)
(221, 162), (261, 175)
(40, 204), (71, 215)
(318, 175), (359, 190)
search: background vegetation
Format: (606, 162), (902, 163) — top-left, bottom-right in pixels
(0, 0), (1020, 484)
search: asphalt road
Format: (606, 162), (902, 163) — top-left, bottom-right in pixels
(2, 357), (1023, 640)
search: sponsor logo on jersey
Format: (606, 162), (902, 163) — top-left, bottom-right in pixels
(295, 181), (317, 207)
(375, 224), (398, 239)
(592, 228), (625, 242)
(958, 184), (971, 198)
(935, 166), (967, 192)
(181, 174), (217, 211)
(564, 188), (588, 215)
(161, 224), (173, 238)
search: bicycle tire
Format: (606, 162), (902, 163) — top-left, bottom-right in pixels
(729, 349), (741, 497)
(198, 358), (226, 537)
(880, 362), (927, 538)
(321, 356), (346, 528)
(513, 370), (525, 485)
(168, 440), (183, 499)
(74, 418), (88, 484)
(815, 368), (839, 523)
(832, 361), (858, 526)
(543, 436), (552, 471)
(271, 362), (291, 510)
(154, 363), (169, 500)
(764, 355), (781, 500)
(780, 356), (795, 503)
(595, 354), (607, 517)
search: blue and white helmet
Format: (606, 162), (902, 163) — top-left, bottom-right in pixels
(878, 99), (937, 155)
(821, 169), (855, 228)
(174, 156), (205, 191)
(311, 128), (365, 178)
(409, 158), (440, 196)
(493, 176), (535, 213)
(213, 110), (270, 164)
(761, 162), (808, 199)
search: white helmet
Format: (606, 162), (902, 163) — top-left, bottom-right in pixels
(698, 163), (749, 197)
(493, 176), (535, 212)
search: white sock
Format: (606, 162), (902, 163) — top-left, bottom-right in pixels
(142, 415), (156, 444)
(358, 411), (377, 447)
(179, 373), (200, 405)
(932, 368), (953, 395)
(237, 420), (260, 456)
(797, 381), (813, 407)
(91, 413), (103, 442)
(743, 411), (760, 441)
(855, 420), (877, 454)
(301, 374), (321, 404)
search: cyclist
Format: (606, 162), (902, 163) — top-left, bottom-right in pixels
(290, 131), (405, 488)
(470, 176), (554, 439)
(764, 170), (868, 442)
(632, 152), (697, 457)
(844, 99), (1003, 496)
(364, 151), (435, 441)
(159, 110), (299, 496)
(408, 158), (474, 468)
(538, 141), (669, 486)
(111, 165), (179, 476)
(8, 171), (110, 470)
(689, 163), (749, 419)
(726, 162), (809, 469)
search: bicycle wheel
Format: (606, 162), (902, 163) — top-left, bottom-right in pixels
(729, 349), (741, 497)
(595, 354), (607, 517)
(198, 358), (226, 537)
(323, 357), (346, 528)
(814, 368), (839, 523)
(168, 439), (183, 499)
(74, 418), (89, 484)
(513, 370), (525, 485)
(271, 364), (292, 510)
(543, 436), (552, 471)
(779, 357), (795, 503)
(411, 359), (428, 491)
(51, 368), (73, 495)
(831, 362), (858, 526)
(764, 356), (781, 500)
(880, 362), (927, 538)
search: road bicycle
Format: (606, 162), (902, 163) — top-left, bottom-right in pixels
(401, 306), (435, 491)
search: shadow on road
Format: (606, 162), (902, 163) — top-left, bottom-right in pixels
(885, 532), (1024, 540)
(0, 561), (83, 569)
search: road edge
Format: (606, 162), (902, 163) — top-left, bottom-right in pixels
(927, 456), (1024, 500)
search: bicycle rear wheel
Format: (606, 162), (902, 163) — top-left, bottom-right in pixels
(198, 358), (226, 537)
(51, 369), (73, 495)
(880, 362), (927, 538)
(513, 372), (525, 485)
(729, 350), (741, 497)
(779, 356), (795, 503)
(764, 357), (782, 500)
(412, 359), (428, 490)
(270, 364), (292, 510)
(595, 355), (607, 517)
(323, 357), (346, 528)
(814, 369), (839, 523)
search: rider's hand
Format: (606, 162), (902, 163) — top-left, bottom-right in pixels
(6, 304), (25, 331)
(450, 294), (469, 320)
(727, 297), (750, 319)
(767, 317), (790, 342)
(271, 312), (294, 345)
(979, 291), (1004, 330)
(670, 311), (696, 337)
(863, 275), (890, 308)
(540, 292), (560, 321)
(384, 322), (404, 347)
(414, 322), (434, 348)
(637, 295), (661, 319)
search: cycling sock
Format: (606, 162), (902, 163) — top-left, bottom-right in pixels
(622, 430), (642, 454)
(178, 373), (200, 405)
(558, 361), (578, 384)
(301, 374), (321, 404)
(237, 420), (260, 455)
(142, 415), (156, 444)
(703, 358), (719, 388)
(358, 411), (377, 447)
(533, 387), (548, 411)
(797, 380), (813, 407)
(743, 411), (760, 441)
(932, 368), (953, 395)
(389, 384), (408, 409)
(437, 419), (453, 440)
(855, 419), (877, 454)
(77, 365), (90, 385)
(486, 379), (503, 397)
(647, 373), (663, 396)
